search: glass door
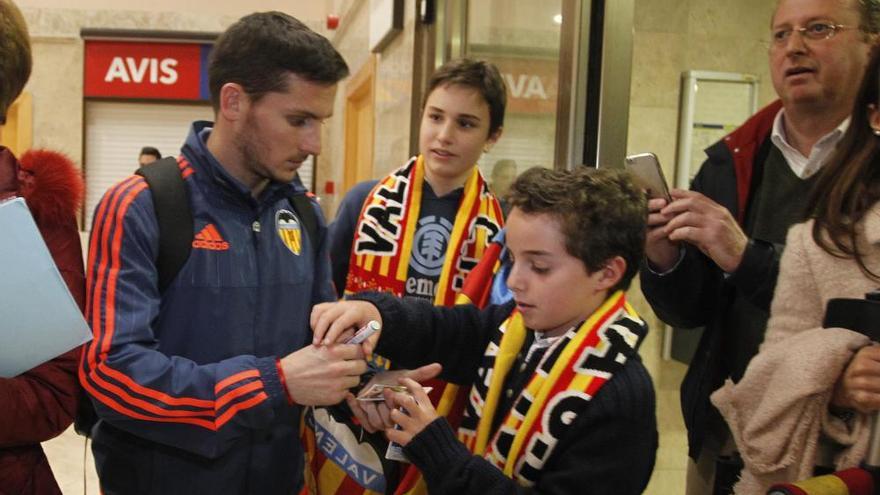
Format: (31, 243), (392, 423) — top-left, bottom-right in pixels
(426, 0), (634, 174)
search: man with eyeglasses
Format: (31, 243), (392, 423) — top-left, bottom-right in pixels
(639, 0), (878, 493)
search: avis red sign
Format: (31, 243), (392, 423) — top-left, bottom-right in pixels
(84, 41), (211, 100)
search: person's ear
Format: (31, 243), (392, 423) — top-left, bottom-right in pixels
(218, 83), (247, 122)
(593, 256), (626, 292)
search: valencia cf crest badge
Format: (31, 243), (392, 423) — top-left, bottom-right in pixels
(276, 209), (302, 255)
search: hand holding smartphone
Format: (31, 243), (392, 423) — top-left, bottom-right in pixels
(625, 152), (672, 203)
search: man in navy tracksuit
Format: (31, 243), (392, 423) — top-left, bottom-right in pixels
(80, 13), (367, 494)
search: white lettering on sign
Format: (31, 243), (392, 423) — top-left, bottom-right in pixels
(502, 73), (548, 100)
(104, 57), (179, 85)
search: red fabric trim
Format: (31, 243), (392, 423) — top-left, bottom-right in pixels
(216, 380), (264, 410)
(457, 241), (503, 307)
(216, 392), (268, 428)
(87, 176), (144, 367)
(215, 369), (260, 394)
(836, 467), (874, 494)
(276, 360), (295, 405)
(724, 99), (783, 224)
(98, 362), (214, 409)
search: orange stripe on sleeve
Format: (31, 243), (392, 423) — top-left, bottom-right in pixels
(82, 158), (270, 428)
(87, 178), (146, 367)
(89, 369), (214, 418)
(216, 380), (264, 410)
(99, 181), (150, 357)
(80, 367), (216, 430)
(215, 369), (261, 394)
(98, 363), (214, 409)
(85, 179), (218, 415)
(216, 392), (269, 428)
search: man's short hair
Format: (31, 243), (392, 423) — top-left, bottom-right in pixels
(208, 11), (349, 112)
(424, 59), (507, 137)
(0, 0), (32, 120)
(507, 166), (647, 292)
(139, 146), (161, 160)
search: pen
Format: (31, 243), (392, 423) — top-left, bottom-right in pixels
(346, 320), (381, 344)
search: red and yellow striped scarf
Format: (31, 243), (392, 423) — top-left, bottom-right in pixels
(344, 155), (503, 306)
(302, 155), (502, 495)
(457, 291), (647, 486)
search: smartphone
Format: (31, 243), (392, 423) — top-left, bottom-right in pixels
(625, 152), (672, 202)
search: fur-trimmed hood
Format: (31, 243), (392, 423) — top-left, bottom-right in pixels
(4, 148), (83, 225)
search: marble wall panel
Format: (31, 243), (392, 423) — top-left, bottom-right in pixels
(318, 0), (416, 218)
(28, 38), (84, 164)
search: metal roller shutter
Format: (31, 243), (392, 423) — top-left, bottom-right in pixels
(84, 101), (319, 231)
(83, 101), (213, 230)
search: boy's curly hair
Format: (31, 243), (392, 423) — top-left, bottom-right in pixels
(506, 166), (647, 292)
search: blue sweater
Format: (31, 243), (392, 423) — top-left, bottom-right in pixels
(81, 121), (335, 494)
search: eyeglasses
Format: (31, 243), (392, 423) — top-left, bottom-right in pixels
(771, 22), (854, 46)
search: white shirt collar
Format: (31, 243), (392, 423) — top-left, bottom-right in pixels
(525, 330), (565, 363)
(770, 109), (848, 179)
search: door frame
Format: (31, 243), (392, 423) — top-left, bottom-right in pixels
(342, 56), (377, 194)
(0, 92), (33, 156)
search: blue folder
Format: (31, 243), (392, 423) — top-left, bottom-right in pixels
(0, 197), (91, 378)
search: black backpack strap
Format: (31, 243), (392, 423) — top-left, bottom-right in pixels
(135, 157), (193, 292)
(288, 193), (318, 256)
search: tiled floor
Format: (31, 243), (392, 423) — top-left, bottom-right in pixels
(43, 427), (99, 495)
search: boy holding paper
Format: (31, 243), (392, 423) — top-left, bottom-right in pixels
(312, 167), (658, 494)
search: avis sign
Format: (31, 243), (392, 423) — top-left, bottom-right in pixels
(84, 40), (212, 101)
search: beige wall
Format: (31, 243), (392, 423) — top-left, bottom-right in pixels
(627, 0), (778, 184)
(16, 0), (780, 216)
(318, 0), (417, 218)
(18, 0), (326, 18)
(17, 4), (327, 169)
(625, 0), (778, 364)
(625, 0), (777, 377)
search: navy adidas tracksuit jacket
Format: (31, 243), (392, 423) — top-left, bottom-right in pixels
(81, 121), (335, 494)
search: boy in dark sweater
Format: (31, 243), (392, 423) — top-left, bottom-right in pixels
(312, 166), (658, 494)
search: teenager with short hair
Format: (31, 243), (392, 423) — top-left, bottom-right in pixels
(311, 58), (508, 495)
(328, 58), (506, 304)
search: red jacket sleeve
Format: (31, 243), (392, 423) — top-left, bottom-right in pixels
(0, 214), (85, 445)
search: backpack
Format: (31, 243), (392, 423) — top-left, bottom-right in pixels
(74, 156), (318, 436)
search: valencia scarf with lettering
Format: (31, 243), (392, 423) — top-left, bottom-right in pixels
(302, 156), (502, 495)
(457, 291), (647, 486)
(344, 155), (503, 307)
